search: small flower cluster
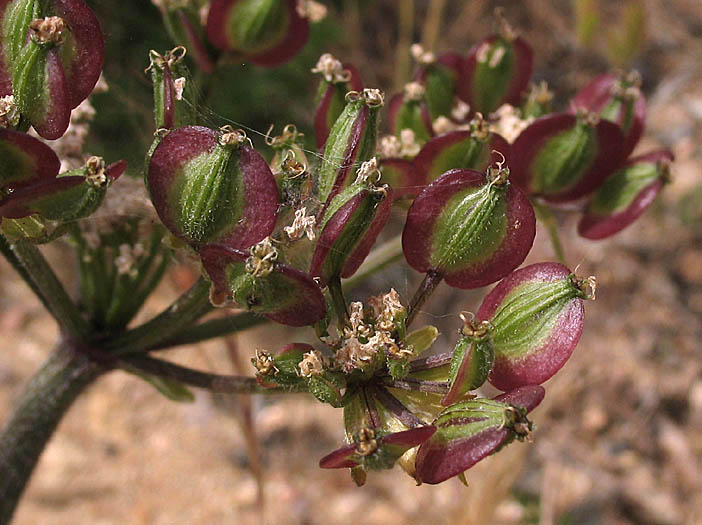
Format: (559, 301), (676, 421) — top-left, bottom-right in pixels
(328, 290), (408, 374)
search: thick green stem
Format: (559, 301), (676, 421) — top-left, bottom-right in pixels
(119, 355), (306, 395)
(105, 277), (213, 355)
(1, 237), (89, 338)
(0, 344), (105, 523)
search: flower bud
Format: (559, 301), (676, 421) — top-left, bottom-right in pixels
(199, 243), (326, 326)
(579, 150), (673, 239)
(521, 80), (553, 119)
(206, 0), (309, 67)
(252, 343), (312, 388)
(1, 0), (104, 138)
(146, 125), (279, 249)
(413, 114), (511, 185)
(310, 159), (393, 286)
(511, 112), (625, 203)
(570, 71), (645, 158)
(312, 53), (362, 149)
(402, 166), (535, 289)
(266, 124), (309, 191)
(147, 47), (197, 130)
(415, 385), (544, 484)
(458, 27), (533, 114)
(476, 263), (591, 391)
(0, 94), (20, 128)
(316, 88), (383, 205)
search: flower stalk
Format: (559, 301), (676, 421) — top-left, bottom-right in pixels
(119, 355), (308, 395)
(405, 270), (443, 327)
(3, 237), (89, 339)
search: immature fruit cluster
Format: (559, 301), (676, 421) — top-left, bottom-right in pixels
(0, 0), (676, 500)
(139, 9), (670, 489)
(372, 19), (672, 243)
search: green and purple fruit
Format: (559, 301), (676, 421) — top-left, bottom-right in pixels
(312, 54), (362, 149)
(578, 149), (673, 240)
(310, 174), (393, 286)
(570, 71), (646, 159)
(316, 88), (382, 205)
(511, 113), (625, 204)
(148, 47), (197, 130)
(413, 126), (511, 186)
(414, 385), (544, 484)
(476, 262), (589, 391)
(206, 0), (309, 67)
(1, 0), (104, 138)
(200, 243), (326, 327)
(402, 167), (535, 289)
(146, 125), (279, 250)
(458, 32), (532, 115)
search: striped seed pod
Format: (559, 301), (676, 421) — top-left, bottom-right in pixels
(578, 149), (673, 239)
(146, 125), (279, 250)
(475, 262), (593, 391)
(402, 164), (535, 290)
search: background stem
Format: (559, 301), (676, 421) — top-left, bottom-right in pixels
(533, 201), (568, 265)
(422, 0), (448, 51)
(328, 276), (349, 326)
(0, 344), (105, 523)
(393, 0), (415, 92)
(151, 311), (266, 350)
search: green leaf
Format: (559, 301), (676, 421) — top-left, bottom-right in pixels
(127, 368), (195, 402)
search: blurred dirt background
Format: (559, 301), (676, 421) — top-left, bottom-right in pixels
(1, 0), (701, 523)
